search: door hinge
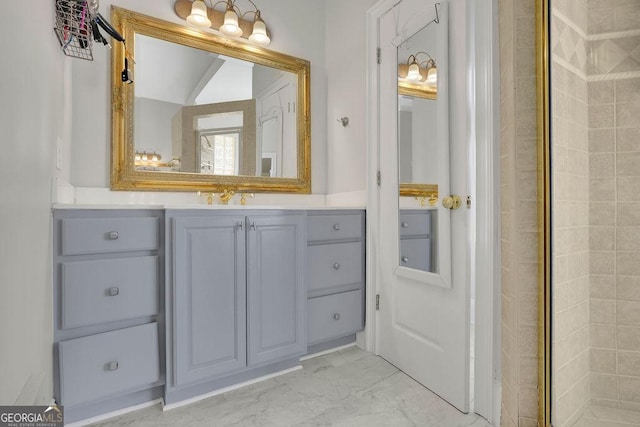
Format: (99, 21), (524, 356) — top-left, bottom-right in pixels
(376, 48), (381, 64)
(376, 294), (380, 310)
(377, 170), (381, 187)
(466, 195), (472, 209)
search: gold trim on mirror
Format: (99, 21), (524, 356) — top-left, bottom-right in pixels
(399, 183), (438, 199)
(110, 6), (311, 193)
(536, 0), (552, 425)
(398, 82), (437, 100)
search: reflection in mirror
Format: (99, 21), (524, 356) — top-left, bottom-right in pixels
(110, 7), (310, 193)
(399, 210), (437, 273)
(397, 12), (443, 273)
(133, 34), (296, 178)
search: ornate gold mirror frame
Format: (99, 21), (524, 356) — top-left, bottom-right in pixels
(397, 83), (438, 200)
(536, 0), (552, 425)
(110, 7), (311, 193)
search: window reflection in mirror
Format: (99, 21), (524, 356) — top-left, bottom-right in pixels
(133, 33), (297, 178)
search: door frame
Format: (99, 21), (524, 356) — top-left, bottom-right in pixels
(363, 0), (500, 423)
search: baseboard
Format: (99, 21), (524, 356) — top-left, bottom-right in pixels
(302, 336), (357, 360)
(163, 364), (302, 411)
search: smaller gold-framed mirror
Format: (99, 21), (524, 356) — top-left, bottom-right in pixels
(110, 6), (311, 193)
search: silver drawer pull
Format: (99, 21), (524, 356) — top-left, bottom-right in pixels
(333, 223), (341, 231)
(401, 222), (409, 228)
(333, 263), (341, 270)
(238, 222), (244, 231)
(401, 256), (409, 263)
(108, 231), (119, 240)
(333, 313), (341, 320)
(108, 287), (120, 297)
(107, 361), (119, 371)
(250, 222), (256, 231)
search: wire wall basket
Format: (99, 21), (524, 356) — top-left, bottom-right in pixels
(54, 0), (93, 61)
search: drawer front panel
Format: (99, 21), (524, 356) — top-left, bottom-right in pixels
(400, 238), (432, 271)
(58, 323), (160, 406)
(308, 242), (362, 293)
(399, 211), (431, 237)
(307, 214), (363, 242)
(308, 290), (363, 345)
(61, 256), (159, 330)
(61, 217), (159, 255)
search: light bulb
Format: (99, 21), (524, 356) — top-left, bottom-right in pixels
(426, 67), (437, 86)
(186, 0), (212, 28)
(407, 62), (421, 81)
(220, 9), (243, 36)
(249, 19), (270, 46)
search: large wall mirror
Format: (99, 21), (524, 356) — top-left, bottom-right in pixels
(110, 7), (311, 193)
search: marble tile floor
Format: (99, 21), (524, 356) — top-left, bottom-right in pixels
(89, 346), (490, 427)
(574, 405), (640, 427)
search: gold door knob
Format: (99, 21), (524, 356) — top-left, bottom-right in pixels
(442, 195), (462, 210)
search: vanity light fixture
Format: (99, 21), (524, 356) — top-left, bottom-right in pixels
(134, 150), (162, 164)
(176, 0), (271, 46)
(399, 52), (437, 87)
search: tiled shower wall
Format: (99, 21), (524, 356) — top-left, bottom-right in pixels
(499, 0), (539, 425)
(550, 1), (591, 426)
(587, 0), (640, 412)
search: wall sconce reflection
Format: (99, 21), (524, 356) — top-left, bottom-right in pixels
(134, 150), (162, 165)
(398, 52), (437, 87)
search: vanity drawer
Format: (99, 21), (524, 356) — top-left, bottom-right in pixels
(308, 242), (363, 294)
(58, 322), (160, 406)
(307, 213), (363, 242)
(399, 211), (431, 237)
(400, 238), (432, 271)
(308, 290), (363, 345)
(60, 256), (159, 330)
(60, 217), (160, 255)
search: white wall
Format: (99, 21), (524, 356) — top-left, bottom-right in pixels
(0, 4), (69, 405)
(71, 0), (327, 193)
(135, 98), (182, 161)
(325, 0), (379, 195)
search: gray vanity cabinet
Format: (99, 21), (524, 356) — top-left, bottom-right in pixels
(246, 214), (307, 366)
(306, 210), (365, 352)
(166, 210), (306, 398)
(172, 215), (247, 385)
(52, 209), (164, 423)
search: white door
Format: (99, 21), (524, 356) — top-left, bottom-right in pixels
(374, 0), (471, 412)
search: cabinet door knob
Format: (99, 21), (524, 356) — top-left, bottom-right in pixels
(250, 222), (256, 230)
(107, 361), (119, 371)
(401, 222), (409, 228)
(333, 223), (341, 231)
(108, 231), (119, 240)
(333, 262), (341, 270)
(401, 256), (409, 263)
(108, 287), (120, 296)
(238, 222), (244, 231)
(333, 313), (341, 320)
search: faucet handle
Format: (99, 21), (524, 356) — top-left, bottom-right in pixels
(197, 191), (215, 205)
(240, 193), (255, 205)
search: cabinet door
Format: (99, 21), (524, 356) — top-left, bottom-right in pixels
(173, 216), (246, 385)
(247, 214), (306, 366)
